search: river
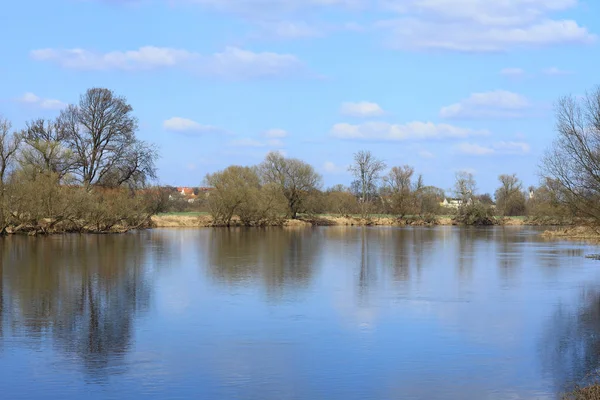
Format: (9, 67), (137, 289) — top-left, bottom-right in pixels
(1, 226), (599, 399)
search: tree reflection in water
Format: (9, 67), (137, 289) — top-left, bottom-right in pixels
(542, 288), (600, 394)
(207, 227), (322, 299)
(0, 233), (163, 380)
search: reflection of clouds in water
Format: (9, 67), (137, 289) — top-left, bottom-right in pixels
(332, 288), (379, 334)
(160, 282), (192, 315)
(210, 341), (298, 400)
(400, 298), (525, 349)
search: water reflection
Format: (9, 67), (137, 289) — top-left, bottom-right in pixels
(542, 288), (600, 393)
(207, 228), (322, 298)
(0, 227), (599, 400)
(0, 233), (163, 379)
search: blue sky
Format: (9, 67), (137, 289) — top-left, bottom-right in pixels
(1, 0), (599, 194)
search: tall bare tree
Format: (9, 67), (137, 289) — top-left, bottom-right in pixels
(57, 88), (157, 189)
(348, 150), (386, 216)
(541, 86), (600, 223)
(258, 151), (322, 219)
(453, 171), (476, 205)
(495, 173), (526, 216)
(382, 165), (415, 218)
(0, 117), (20, 186)
(0, 117), (21, 233)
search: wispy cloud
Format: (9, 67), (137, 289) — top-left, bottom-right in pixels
(17, 92), (66, 110)
(331, 121), (488, 141)
(31, 46), (307, 79)
(542, 67), (573, 76)
(340, 101), (385, 117)
(455, 141), (531, 155)
(323, 161), (346, 174)
(264, 128), (288, 138)
(163, 117), (223, 134)
(377, 0), (595, 52)
(440, 90), (531, 119)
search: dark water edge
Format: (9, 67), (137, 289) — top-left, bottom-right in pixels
(1, 226), (600, 400)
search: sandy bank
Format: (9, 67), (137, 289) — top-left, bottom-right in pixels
(151, 214), (532, 228)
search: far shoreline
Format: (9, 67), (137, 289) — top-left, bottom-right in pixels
(151, 213), (579, 230)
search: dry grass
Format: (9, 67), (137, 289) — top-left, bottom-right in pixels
(151, 214), (212, 228)
(541, 226), (600, 240)
(151, 213), (574, 230)
(563, 384), (600, 399)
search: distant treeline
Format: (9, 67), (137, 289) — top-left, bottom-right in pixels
(3, 86), (600, 233)
(162, 150), (568, 227)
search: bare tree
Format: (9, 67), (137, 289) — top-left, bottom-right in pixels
(57, 88), (157, 189)
(541, 87), (600, 223)
(495, 173), (526, 216)
(453, 171), (476, 205)
(348, 150), (386, 216)
(19, 118), (72, 179)
(382, 165), (415, 218)
(0, 117), (21, 233)
(258, 151), (322, 219)
(0, 117), (20, 186)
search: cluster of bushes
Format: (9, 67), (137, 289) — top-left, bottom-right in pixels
(1, 173), (157, 234)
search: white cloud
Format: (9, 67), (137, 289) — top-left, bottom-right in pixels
(500, 68), (525, 77)
(331, 121), (488, 141)
(418, 150), (435, 159)
(264, 128), (288, 138)
(31, 46), (306, 79)
(377, 0), (595, 52)
(440, 90), (531, 119)
(542, 67), (573, 76)
(455, 141), (531, 155)
(95, 1), (594, 52)
(20, 92), (40, 103)
(31, 46), (194, 70)
(182, 0), (363, 15)
(493, 141), (531, 154)
(17, 92), (66, 110)
(323, 161), (346, 173)
(255, 21), (323, 39)
(455, 142), (495, 155)
(340, 101), (385, 117)
(163, 117), (221, 134)
(203, 47), (305, 79)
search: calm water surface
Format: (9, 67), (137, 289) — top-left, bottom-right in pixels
(1, 226), (600, 399)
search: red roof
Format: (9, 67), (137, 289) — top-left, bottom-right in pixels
(177, 187), (195, 196)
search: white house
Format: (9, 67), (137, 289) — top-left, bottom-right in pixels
(441, 198), (472, 209)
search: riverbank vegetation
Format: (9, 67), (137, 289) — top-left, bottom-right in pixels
(182, 149), (578, 227)
(0, 88), (160, 235)
(3, 85), (600, 233)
